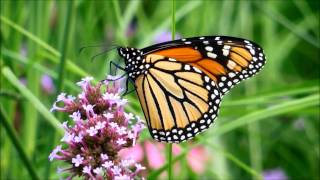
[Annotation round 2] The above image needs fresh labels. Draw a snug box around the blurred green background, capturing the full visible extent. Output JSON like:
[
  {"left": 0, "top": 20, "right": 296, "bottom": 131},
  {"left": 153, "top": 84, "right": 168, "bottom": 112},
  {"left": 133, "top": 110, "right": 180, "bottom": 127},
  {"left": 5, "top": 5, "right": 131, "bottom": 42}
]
[{"left": 1, "top": 0, "right": 319, "bottom": 179}]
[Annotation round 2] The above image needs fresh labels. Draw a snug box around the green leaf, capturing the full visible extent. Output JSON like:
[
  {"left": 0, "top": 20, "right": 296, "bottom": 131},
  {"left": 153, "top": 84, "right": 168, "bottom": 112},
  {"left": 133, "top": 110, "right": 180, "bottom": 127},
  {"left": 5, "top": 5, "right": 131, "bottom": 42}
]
[
  {"left": 214, "top": 94, "right": 319, "bottom": 136},
  {"left": 1, "top": 66, "right": 63, "bottom": 134}
]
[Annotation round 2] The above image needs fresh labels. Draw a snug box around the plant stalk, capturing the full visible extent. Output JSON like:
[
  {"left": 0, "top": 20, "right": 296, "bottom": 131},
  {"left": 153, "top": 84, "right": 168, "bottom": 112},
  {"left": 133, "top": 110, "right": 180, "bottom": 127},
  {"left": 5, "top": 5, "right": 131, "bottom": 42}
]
[{"left": 167, "top": 1, "right": 175, "bottom": 180}]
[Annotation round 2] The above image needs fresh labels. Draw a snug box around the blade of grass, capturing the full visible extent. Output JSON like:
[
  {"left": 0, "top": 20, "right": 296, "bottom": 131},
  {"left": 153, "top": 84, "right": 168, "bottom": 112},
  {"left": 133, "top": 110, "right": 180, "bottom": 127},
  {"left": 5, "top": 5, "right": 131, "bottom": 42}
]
[
  {"left": 122, "top": 0, "right": 140, "bottom": 32},
  {"left": 293, "top": 0, "right": 319, "bottom": 38},
  {"left": 138, "top": 0, "right": 202, "bottom": 47},
  {"left": 46, "top": 1, "right": 75, "bottom": 178},
  {"left": 0, "top": 106, "right": 40, "bottom": 180},
  {"left": 167, "top": 1, "right": 175, "bottom": 179},
  {"left": 112, "top": 0, "right": 128, "bottom": 46},
  {"left": 254, "top": 2, "right": 319, "bottom": 48},
  {"left": 2, "top": 49, "right": 143, "bottom": 117},
  {"left": 239, "top": 2, "right": 262, "bottom": 177},
  {"left": 55, "top": 1, "right": 74, "bottom": 92},
  {"left": 23, "top": 0, "right": 41, "bottom": 158},
  {"left": 0, "top": 15, "right": 88, "bottom": 77},
  {"left": 2, "top": 48, "right": 78, "bottom": 91},
  {"left": 149, "top": 150, "right": 187, "bottom": 179},
  {"left": 223, "top": 85, "right": 318, "bottom": 107},
  {"left": 214, "top": 94, "right": 319, "bottom": 136},
  {"left": 205, "top": 140, "right": 263, "bottom": 179},
  {"left": 2, "top": 66, "right": 63, "bottom": 134}
]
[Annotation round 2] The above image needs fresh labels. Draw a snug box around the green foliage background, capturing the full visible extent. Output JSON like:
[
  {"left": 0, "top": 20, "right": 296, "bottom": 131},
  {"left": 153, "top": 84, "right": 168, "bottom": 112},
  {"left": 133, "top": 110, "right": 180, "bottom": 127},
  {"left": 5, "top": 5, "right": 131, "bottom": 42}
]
[{"left": 0, "top": 0, "right": 319, "bottom": 179}]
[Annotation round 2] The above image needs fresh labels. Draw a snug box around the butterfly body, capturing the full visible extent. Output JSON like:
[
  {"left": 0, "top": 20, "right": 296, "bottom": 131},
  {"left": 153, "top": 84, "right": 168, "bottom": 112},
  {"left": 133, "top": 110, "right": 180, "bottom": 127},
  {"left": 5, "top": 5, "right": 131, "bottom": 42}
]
[{"left": 117, "top": 36, "right": 266, "bottom": 143}]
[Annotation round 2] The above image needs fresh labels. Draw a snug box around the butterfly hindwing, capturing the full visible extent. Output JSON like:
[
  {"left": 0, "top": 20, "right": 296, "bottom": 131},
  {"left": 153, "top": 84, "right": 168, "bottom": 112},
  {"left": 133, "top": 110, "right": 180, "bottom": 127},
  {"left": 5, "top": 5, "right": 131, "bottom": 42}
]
[{"left": 134, "top": 57, "right": 221, "bottom": 143}]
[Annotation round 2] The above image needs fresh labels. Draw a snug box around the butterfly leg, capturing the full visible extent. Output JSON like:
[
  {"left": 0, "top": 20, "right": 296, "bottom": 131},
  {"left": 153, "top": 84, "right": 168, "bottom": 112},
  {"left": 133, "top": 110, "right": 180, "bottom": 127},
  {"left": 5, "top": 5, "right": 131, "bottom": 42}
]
[
  {"left": 122, "top": 77, "right": 136, "bottom": 96},
  {"left": 109, "top": 60, "right": 125, "bottom": 75}
]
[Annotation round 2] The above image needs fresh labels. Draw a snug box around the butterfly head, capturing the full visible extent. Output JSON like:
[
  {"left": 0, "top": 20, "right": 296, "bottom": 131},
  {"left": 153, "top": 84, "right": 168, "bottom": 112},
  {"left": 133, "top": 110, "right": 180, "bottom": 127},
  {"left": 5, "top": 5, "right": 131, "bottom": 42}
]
[{"left": 118, "top": 47, "right": 144, "bottom": 79}]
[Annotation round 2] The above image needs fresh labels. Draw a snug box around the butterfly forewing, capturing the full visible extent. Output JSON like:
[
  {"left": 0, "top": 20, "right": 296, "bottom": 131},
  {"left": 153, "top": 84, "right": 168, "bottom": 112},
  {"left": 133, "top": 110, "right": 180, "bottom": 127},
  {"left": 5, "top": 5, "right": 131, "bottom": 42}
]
[{"left": 144, "top": 36, "right": 266, "bottom": 95}]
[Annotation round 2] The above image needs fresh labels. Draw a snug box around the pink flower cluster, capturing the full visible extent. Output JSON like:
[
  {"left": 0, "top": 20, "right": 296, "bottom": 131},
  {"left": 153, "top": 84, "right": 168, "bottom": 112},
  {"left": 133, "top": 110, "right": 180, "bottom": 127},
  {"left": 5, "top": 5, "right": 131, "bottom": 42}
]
[{"left": 49, "top": 77, "right": 146, "bottom": 180}]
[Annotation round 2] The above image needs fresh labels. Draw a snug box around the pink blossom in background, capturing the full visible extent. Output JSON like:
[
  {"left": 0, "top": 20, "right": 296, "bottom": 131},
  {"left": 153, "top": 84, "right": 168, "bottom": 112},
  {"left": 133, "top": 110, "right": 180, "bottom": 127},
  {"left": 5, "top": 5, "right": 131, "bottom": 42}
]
[
  {"left": 187, "top": 146, "right": 208, "bottom": 174},
  {"left": 119, "top": 144, "right": 144, "bottom": 163},
  {"left": 41, "top": 74, "right": 55, "bottom": 94},
  {"left": 172, "top": 144, "right": 181, "bottom": 156},
  {"left": 153, "top": 30, "right": 182, "bottom": 44},
  {"left": 145, "top": 141, "right": 165, "bottom": 169},
  {"left": 145, "top": 142, "right": 208, "bottom": 174}
]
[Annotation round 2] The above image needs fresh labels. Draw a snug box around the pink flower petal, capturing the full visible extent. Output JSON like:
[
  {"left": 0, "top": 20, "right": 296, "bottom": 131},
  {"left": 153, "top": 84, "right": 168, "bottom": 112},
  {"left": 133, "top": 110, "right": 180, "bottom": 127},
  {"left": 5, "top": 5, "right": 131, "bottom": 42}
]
[
  {"left": 187, "top": 146, "right": 208, "bottom": 174},
  {"left": 119, "top": 144, "right": 144, "bottom": 162},
  {"left": 145, "top": 142, "right": 165, "bottom": 169},
  {"left": 172, "top": 144, "right": 181, "bottom": 156}
]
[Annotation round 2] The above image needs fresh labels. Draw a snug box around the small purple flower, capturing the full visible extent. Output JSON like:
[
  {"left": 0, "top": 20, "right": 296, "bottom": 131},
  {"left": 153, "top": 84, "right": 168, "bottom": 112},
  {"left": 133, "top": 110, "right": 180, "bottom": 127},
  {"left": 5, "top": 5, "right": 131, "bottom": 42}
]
[
  {"left": 82, "top": 104, "right": 96, "bottom": 118},
  {"left": 86, "top": 126, "right": 98, "bottom": 136},
  {"left": 74, "top": 134, "right": 83, "bottom": 143},
  {"left": 76, "top": 76, "right": 93, "bottom": 88},
  {"left": 102, "top": 161, "right": 114, "bottom": 169},
  {"left": 61, "top": 121, "right": 68, "bottom": 129},
  {"left": 83, "top": 165, "right": 92, "bottom": 175},
  {"left": 57, "top": 93, "right": 67, "bottom": 101},
  {"left": 61, "top": 132, "right": 74, "bottom": 143},
  {"left": 109, "top": 122, "right": 119, "bottom": 129},
  {"left": 111, "top": 165, "right": 122, "bottom": 175},
  {"left": 70, "top": 111, "right": 81, "bottom": 122},
  {"left": 116, "top": 138, "right": 126, "bottom": 146},
  {"left": 100, "top": 154, "right": 109, "bottom": 161},
  {"left": 124, "top": 112, "right": 134, "bottom": 121},
  {"left": 78, "top": 91, "right": 86, "bottom": 100},
  {"left": 117, "top": 126, "right": 127, "bottom": 135},
  {"left": 41, "top": 74, "right": 55, "bottom": 94},
  {"left": 263, "top": 168, "right": 288, "bottom": 180},
  {"left": 121, "top": 159, "right": 134, "bottom": 167},
  {"left": 154, "top": 30, "right": 182, "bottom": 44},
  {"left": 19, "top": 77, "right": 27, "bottom": 86},
  {"left": 49, "top": 77, "right": 146, "bottom": 179},
  {"left": 95, "top": 121, "right": 106, "bottom": 130},
  {"left": 114, "top": 174, "right": 130, "bottom": 180},
  {"left": 72, "top": 154, "right": 84, "bottom": 167},
  {"left": 103, "top": 112, "right": 114, "bottom": 119},
  {"left": 125, "top": 18, "right": 137, "bottom": 38},
  {"left": 93, "top": 167, "right": 103, "bottom": 175},
  {"left": 49, "top": 145, "right": 62, "bottom": 161},
  {"left": 135, "top": 163, "right": 146, "bottom": 171}
]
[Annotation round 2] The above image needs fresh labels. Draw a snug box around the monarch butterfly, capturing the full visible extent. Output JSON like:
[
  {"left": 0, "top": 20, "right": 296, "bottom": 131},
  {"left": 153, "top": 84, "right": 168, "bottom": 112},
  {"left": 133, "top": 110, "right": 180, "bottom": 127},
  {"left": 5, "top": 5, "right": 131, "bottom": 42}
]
[{"left": 116, "top": 36, "right": 266, "bottom": 143}]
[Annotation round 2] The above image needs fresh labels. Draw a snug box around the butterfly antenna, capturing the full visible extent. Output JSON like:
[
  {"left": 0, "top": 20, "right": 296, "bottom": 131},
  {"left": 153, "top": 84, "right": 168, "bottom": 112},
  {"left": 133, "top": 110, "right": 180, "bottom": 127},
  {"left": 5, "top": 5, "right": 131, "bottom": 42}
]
[
  {"left": 79, "top": 44, "right": 119, "bottom": 54},
  {"left": 90, "top": 46, "right": 119, "bottom": 62}
]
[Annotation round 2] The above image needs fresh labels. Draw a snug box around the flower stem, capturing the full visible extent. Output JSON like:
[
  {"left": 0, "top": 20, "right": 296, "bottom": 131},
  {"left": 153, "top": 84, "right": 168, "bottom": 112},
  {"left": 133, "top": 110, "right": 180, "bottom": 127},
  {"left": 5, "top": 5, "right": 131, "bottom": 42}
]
[
  {"left": 167, "top": 143, "right": 173, "bottom": 180},
  {"left": 167, "top": 1, "right": 175, "bottom": 180},
  {"left": 0, "top": 106, "right": 40, "bottom": 180}
]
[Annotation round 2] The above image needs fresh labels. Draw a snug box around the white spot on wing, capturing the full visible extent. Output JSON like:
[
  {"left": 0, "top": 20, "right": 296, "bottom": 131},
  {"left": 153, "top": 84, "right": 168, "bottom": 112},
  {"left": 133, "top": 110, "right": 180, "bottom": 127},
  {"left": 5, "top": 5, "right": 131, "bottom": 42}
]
[
  {"left": 207, "top": 52, "right": 217, "bottom": 59},
  {"left": 205, "top": 46, "right": 213, "bottom": 51}
]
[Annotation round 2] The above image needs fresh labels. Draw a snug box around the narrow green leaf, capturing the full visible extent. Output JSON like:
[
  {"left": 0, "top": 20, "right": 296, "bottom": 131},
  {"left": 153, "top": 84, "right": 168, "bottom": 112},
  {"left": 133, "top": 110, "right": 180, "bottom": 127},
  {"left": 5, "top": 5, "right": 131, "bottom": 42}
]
[
  {"left": 0, "top": 15, "right": 88, "bottom": 77},
  {"left": 214, "top": 94, "right": 319, "bottom": 136},
  {"left": 2, "top": 66, "right": 63, "bottom": 134},
  {"left": 206, "top": 141, "right": 263, "bottom": 179},
  {"left": 0, "top": 107, "right": 40, "bottom": 180},
  {"left": 223, "top": 85, "right": 318, "bottom": 107},
  {"left": 138, "top": 0, "right": 202, "bottom": 47}
]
